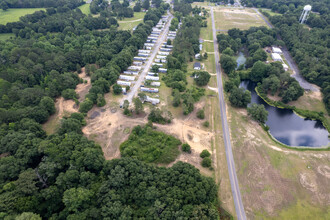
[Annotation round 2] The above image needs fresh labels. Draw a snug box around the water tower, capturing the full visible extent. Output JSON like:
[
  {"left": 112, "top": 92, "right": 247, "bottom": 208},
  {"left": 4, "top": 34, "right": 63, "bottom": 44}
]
[{"left": 299, "top": 5, "right": 312, "bottom": 24}]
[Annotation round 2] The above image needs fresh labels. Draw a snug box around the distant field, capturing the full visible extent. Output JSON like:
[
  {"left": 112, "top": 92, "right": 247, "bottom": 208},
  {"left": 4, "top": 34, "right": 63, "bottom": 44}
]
[
  {"left": 118, "top": 12, "right": 146, "bottom": 30},
  {"left": 260, "top": 8, "right": 282, "bottom": 16},
  {"left": 0, "top": 8, "right": 46, "bottom": 25},
  {"left": 78, "top": 3, "right": 91, "bottom": 15},
  {"left": 214, "top": 8, "right": 268, "bottom": 30},
  {"left": 0, "top": 33, "right": 14, "bottom": 41}
]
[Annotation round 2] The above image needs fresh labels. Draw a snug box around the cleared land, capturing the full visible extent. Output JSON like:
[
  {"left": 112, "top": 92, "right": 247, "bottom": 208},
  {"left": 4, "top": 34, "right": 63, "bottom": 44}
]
[
  {"left": 118, "top": 12, "right": 146, "bottom": 30},
  {"left": 214, "top": 8, "right": 268, "bottom": 30},
  {"left": 0, "top": 33, "right": 14, "bottom": 41},
  {"left": 78, "top": 3, "right": 91, "bottom": 15},
  {"left": 0, "top": 8, "right": 45, "bottom": 25}
]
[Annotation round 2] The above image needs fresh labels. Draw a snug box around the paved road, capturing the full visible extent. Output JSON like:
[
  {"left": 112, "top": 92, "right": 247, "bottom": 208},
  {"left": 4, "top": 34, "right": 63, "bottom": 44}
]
[
  {"left": 254, "top": 8, "right": 319, "bottom": 92},
  {"left": 211, "top": 7, "right": 247, "bottom": 220},
  {"left": 120, "top": 14, "right": 173, "bottom": 105}
]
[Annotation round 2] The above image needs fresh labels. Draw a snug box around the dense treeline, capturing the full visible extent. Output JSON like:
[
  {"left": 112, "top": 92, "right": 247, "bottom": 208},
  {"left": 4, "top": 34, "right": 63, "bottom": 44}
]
[
  {"left": 173, "top": 0, "right": 192, "bottom": 16},
  {"left": 0, "top": 0, "right": 83, "bottom": 9},
  {"left": 218, "top": 26, "right": 304, "bottom": 105},
  {"left": 266, "top": 14, "right": 330, "bottom": 112},
  {"left": 242, "top": 0, "right": 329, "bottom": 15},
  {"left": 0, "top": 114, "right": 220, "bottom": 219},
  {"left": 164, "top": 16, "right": 207, "bottom": 115}
]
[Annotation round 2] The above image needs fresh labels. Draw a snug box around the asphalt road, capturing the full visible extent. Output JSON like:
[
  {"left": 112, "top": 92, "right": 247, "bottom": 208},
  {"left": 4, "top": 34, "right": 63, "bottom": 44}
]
[
  {"left": 254, "top": 8, "right": 319, "bottom": 91},
  {"left": 211, "top": 7, "right": 247, "bottom": 220},
  {"left": 121, "top": 13, "right": 173, "bottom": 105}
]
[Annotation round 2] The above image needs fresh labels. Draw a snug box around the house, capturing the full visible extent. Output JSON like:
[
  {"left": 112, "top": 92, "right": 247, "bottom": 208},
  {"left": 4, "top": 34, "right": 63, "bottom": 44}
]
[
  {"left": 159, "top": 68, "right": 167, "bottom": 73},
  {"left": 194, "top": 62, "right": 201, "bottom": 70},
  {"left": 145, "top": 76, "right": 159, "bottom": 81},
  {"left": 199, "top": 44, "right": 203, "bottom": 51},
  {"left": 119, "top": 75, "right": 135, "bottom": 81},
  {"left": 124, "top": 71, "right": 138, "bottom": 75},
  {"left": 138, "top": 53, "right": 149, "bottom": 57},
  {"left": 272, "top": 46, "right": 282, "bottom": 54},
  {"left": 134, "top": 57, "right": 147, "bottom": 61},
  {"left": 146, "top": 96, "right": 160, "bottom": 104},
  {"left": 195, "top": 53, "right": 201, "bottom": 59},
  {"left": 271, "top": 53, "right": 283, "bottom": 62},
  {"left": 150, "top": 82, "right": 161, "bottom": 87},
  {"left": 141, "top": 87, "right": 159, "bottom": 93}
]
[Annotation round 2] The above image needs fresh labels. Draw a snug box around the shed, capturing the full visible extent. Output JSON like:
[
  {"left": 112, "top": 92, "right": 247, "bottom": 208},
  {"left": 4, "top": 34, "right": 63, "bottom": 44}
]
[{"left": 194, "top": 62, "right": 201, "bottom": 70}]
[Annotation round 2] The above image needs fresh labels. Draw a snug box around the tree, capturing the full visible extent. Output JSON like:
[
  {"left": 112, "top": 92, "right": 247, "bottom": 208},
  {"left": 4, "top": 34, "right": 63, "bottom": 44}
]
[
  {"left": 181, "top": 143, "right": 191, "bottom": 153},
  {"left": 220, "top": 54, "right": 236, "bottom": 74},
  {"left": 223, "top": 47, "right": 234, "bottom": 56},
  {"left": 204, "top": 52, "right": 208, "bottom": 59},
  {"left": 16, "top": 212, "right": 42, "bottom": 220},
  {"left": 62, "top": 89, "right": 78, "bottom": 100},
  {"left": 167, "top": 39, "right": 172, "bottom": 45},
  {"left": 151, "top": 65, "right": 160, "bottom": 73},
  {"left": 247, "top": 103, "right": 268, "bottom": 124},
  {"left": 133, "top": 97, "right": 143, "bottom": 114},
  {"left": 250, "top": 61, "right": 268, "bottom": 82},
  {"left": 133, "top": 2, "right": 141, "bottom": 12},
  {"left": 79, "top": 99, "right": 93, "bottom": 113},
  {"left": 39, "top": 96, "right": 56, "bottom": 115},
  {"left": 194, "top": 71, "right": 211, "bottom": 86},
  {"left": 202, "top": 157, "right": 212, "bottom": 168},
  {"left": 172, "top": 89, "right": 181, "bottom": 107},
  {"left": 142, "top": 0, "right": 150, "bottom": 10},
  {"left": 203, "top": 121, "right": 209, "bottom": 127},
  {"left": 97, "top": 94, "right": 106, "bottom": 107},
  {"left": 229, "top": 87, "right": 251, "bottom": 108},
  {"left": 200, "top": 150, "right": 211, "bottom": 158},
  {"left": 113, "top": 84, "right": 122, "bottom": 95},
  {"left": 0, "top": 2, "right": 9, "bottom": 11},
  {"left": 197, "top": 109, "right": 205, "bottom": 119}
]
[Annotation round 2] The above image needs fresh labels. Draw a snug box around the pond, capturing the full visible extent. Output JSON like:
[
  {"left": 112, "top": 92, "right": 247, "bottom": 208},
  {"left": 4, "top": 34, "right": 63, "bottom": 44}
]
[
  {"left": 240, "top": 80, "right": 329, "bottom": 147},
  {"left": 236, "top": 51, "right": 246, "bottom": 69}
]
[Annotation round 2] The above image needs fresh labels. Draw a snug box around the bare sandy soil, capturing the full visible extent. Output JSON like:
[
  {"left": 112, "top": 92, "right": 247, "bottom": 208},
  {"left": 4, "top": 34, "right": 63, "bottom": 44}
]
[
  {"left": 42, "top": 68, "right": 91, "bottom": 134},
  {"left": 82, "top": 99, "right": 214, "bottom": 175}
]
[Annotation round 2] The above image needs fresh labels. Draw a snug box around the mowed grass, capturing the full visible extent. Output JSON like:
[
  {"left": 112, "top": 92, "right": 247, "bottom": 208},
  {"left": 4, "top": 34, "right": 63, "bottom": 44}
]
[
  {"left": 0, "top": 33, "right": 14, "bottom": 41},
  {"left": 78, "top": 3, "right": 91, "bottom": 15},
  {"left": 118, "top": 12, "right": 146, "bottom": 30},
  {"left": 260, "top": 8, "right": 282, "bottom": 16},
  {"left": 0, "top": 8, "right": 45, "bottom": 25},
  {"left": 214, "top": 8, "right": 268, "bottom": 30}
]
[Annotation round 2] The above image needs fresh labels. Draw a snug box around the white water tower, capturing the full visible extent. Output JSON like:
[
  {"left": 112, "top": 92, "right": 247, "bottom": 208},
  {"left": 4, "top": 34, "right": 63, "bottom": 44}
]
[{"left": 299, "top": 5, "right": 312, "bottom": 24}]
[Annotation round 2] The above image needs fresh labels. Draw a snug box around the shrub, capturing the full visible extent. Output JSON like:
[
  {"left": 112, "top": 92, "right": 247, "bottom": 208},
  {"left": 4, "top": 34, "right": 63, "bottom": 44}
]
[
  {"left": 200, "top": 149, "right": 211, "bottom": 158},
  {"left": 181, "top": 143, "right": 191, "bottom": 153},
  {"left": 113, "top": 84, "right": 122, "bottom": 95},
  {"left": 203, "top": 121, "right": 210, "bottom": 127},
  {"left": 202, "top": 157, "right": 212, "bottom": 167},
  {"left": 62, "top": 89, "right": 78, "bottom": 100},
  {"left": 197, "top": 109, "right": 205, "bottom": 119}
]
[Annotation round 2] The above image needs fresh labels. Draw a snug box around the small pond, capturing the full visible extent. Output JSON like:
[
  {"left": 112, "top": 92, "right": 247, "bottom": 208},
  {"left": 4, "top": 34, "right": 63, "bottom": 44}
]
[{"left": 240, "top": 80, "right": 329, "bottom": 147}]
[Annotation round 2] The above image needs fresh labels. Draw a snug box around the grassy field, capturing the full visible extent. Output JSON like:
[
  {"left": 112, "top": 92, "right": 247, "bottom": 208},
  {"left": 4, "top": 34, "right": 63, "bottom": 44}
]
[
  {"left": 0, "top": 8, "right": 46, "bottom": 25},
  {"left": 78, "top": 3, "right": 91, "bottom": 15},
  {"left": 260, "top": 8, "right": 282, "bottom": 16},
  {"left": 0, "top": 33, "right": 14, "bottom": 41},
  {"left": 214, "top": 8, "right": 268, "bottom": 30},
  {"left": 118, "top": 12, "right": 146, "bottom": 30}
]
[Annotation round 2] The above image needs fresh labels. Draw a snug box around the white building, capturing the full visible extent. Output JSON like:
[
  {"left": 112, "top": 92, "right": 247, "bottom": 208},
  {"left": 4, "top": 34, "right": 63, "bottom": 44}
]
[
  {"left": 150, "top": 82, "right": 161, "bottom": 87},
  {"left": 133, "top": 61, "right": 143, "bottom": 66},
  {"left": 134, "top": 57, "right": 147, "bottom": 61},
  {"left": 152, "top": 63, "right": 163, "bottom": 67},
  {"left": 148, "top": 72, "right": 157, "bottom": 76},
  {"left": 124, "top": 71, "right": 139, "bottom": 75},
  {"left": 195, "top": 53, "right": 201, "bottom": 59},
  {"left": 157, "top": 55, "right": 167, "bottom": 59},
  {"left": 158, "top": 52, "right": 170, "bottom": 56},
  {"left": 271, "top": 53, "right": 283, "bottom": 62},
  {"left": 159, "top": 68, "right": 167, "bottom": 73},
  {"left": 146, "top": 96, "right": 160, "bottom": 104},
  {"left": 144, "top": 43, "right": 154, "bottom": 47},
  {"left": 119, "top": 75, "right": 135, "bottom": 81},
  {"left": 128, "top": 66, "right": 141, "bottom": 71},
  {"left": 141, "top": 87, "right": 159, "bottom": 93},
  {"left": 282, "top": 63, "right": 289, "bottom": 71},
  {"left": 194, "top": 62, "right": 201, "bottom": 70},
  {"left": 146, "top": 76, "right": 160, "bottom": 81},
  {"left": 117, "top": 81, "right": 131, "bottom": 86},
  {"left": 138, "top": 53, "right": 149, "bottom": 57},
  {"left": 272, "top": 46, "right": 282, "bottom": 54},
  {"left": 138, "top": 49, "right": 151, "bottom": 54}
]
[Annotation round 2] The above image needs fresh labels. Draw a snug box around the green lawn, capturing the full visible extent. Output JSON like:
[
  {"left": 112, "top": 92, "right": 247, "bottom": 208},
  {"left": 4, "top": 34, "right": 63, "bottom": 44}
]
[
  {"left": 259, "top": 8, "right": 282, "bottom": 16},
  {"left": 78, "top": 3, "right": 91, "bottom": 15},
  {"left": 0, "top": 33, "right": 14, "bottom": 41},
  {"left": 0, "top": 8, "right": 46, "bottom": 25},
  {"left": 118, "top": 12, "right": 146, "bottom": 30}
]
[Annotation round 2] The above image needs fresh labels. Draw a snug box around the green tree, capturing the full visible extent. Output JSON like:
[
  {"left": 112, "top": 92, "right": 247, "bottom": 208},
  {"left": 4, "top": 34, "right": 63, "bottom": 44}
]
[
  {"left": 0, "top": 2, "right": 8, "bottom": 11},
  {"left": 142, "top": 0, "right": 150, "bottom": 10},
  {"left": 194, "top": 71, "right": 211, "bottom": 86},
  {"left": 220, "top": 54, "right": 236, "bottom": 74},
  {"left": 247, "top": 103, "right": 268, "bottom": 123},
  {"left": 39, "top": 96, "right": 56, "bottom": 115},
  {"left": 62, "top": 89, "right": 78, "bottom": 100},
  {"left": 229, "top": 87, "right": 251, "bottom": 108},
  {"left": 250, "top": 61, "right": 268, "bottom": 82},
  {"left": 63, "top": 187, "right": 93, "bottom": 213},
  {"left": 133, "top": 97, "right": 143, "bottom": 114},
  {"left": 96, "top": 94, "right": 106, "bottom": 107},
  {"left": 172, "top": 89, "right": 181, "bottom": 107},
  {"left": 113, "top": 84, "right": 122, "bottom": 95},
  {"left": 151, "top": 65, "right": 160, "bottom": 73},
  {"left": 223, "top": 47, "right": 235, "bottom": 56},
  {"left": 79, "top": 99, "right": 93, "bottom": 113},
  {"left": 200, "top": 150, "right": 210, "bottom": 158},
  {"left": 202, "top": 157, "right": 212, "bottom": 167},
  {"left": 16, "top": 212, "right": 42, "bottom": 220},
  {"left": 181, "top": 143, "right": 191, "bottom": 153},
  {"left": 197, "top": 109, "right": 205, "bottom": 119},
  {"left": 167, "top": 39, "right": 172, "bottom": 45}
]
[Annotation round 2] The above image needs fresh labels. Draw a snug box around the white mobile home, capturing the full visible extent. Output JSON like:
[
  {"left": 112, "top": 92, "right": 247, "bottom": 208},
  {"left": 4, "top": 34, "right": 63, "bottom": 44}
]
[
  {"left": 124, "top": 71, "right": 138, "bottom": 75},
  {"left": 144, "top": 43, "right": 154, "bottom": 47},
  {"left": 141, "top": 87, "right": 159, "bottom": 93},
  {"left": 271, "top": 53, "right": 283, "bottom": 62},
  {"left": 128, "top": 66, "right": 142, "bottom": 71},
  {"left": 150, "top": 82, "right": 161, "bottom": 87},
  {"left": 134, "top": 57, "right": 147, "bottom": 61},
  {"left": 138, "top": 53, "right": 149, "bottom": 57},
  {"left": 148, "top": 72, "right": 157, "bottom": 76},
  {"left": 146, "top": 46, "right": 152, "bottom": 50},
  {"left": 159, "top": 68, "right": 167, "bottom": 73},
  {"left": 133, "top": 61, "right": 143, "bottom": 66},
  {"left": 146, "top": 96, "right": 160, "bottom": 104},
  {"left": 145, "top": 76, "right": 160, "bottom": 81},
  {"left": 157, "top": 55, "right": 167, "bottom": 59},
  {"left": 160, "top": 48, "right": 172, "bottom": 52},
  {"left": 119, "top": 75, "right": 135, "bottom": 81},
  {"left": 117, "top": 80, "right": 131, "bottom": 86},
  {"left": 152, "top": 63, "right": 163, "bottom": 67},
  {"left": 158, "top": 52, "right": 170, "bottom": 56},
  {"left": 138, "top": 49, "right": 151, "bottom": 54}
]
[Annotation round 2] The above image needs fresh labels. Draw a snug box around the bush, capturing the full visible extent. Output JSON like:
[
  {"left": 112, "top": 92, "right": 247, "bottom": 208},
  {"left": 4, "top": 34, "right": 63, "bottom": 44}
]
[
  {"left": 113, "top": 84, "right": 122, "bottom": 95},
  {"left": 62, "top": 89, "right": 78, "bottom": 100},
  {"left": 200, "top": 149, "right": 211, "bottom": 158},
  {"left": 197, "top": 109, "right": 205, "bottom": 119},
  {"left": 193, "top": 71, "right": 211, "bottom": 86},
  {"left": 79, "top": 99, "right": 93, "bottom": 113},
  {"left": 203, "top": 121, "right": 209, "bottom": 127},
  {"left": 181, "top": 143, "right": 191, "bottom": 153},
  {"left": 202, "top": 157, "right": 212, "bottom": 167}
]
